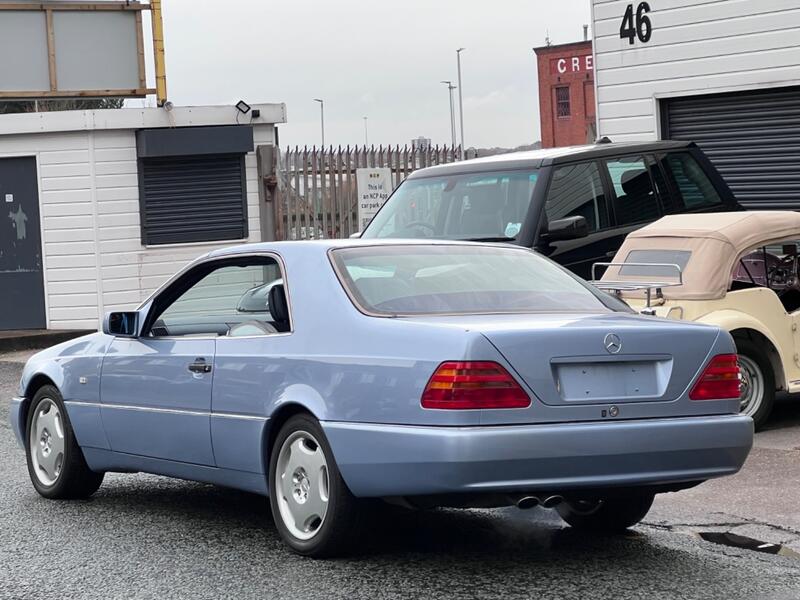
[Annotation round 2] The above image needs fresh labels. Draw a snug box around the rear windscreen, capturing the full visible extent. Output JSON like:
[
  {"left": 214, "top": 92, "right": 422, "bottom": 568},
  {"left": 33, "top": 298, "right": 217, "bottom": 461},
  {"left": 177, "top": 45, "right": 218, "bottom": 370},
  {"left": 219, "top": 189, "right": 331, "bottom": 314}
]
[
  {"left": 331, "top": 245, "right": 609, "bottom": 316},
  {"left": 619, "top": 249, "right": 691, "bottom": 278}
]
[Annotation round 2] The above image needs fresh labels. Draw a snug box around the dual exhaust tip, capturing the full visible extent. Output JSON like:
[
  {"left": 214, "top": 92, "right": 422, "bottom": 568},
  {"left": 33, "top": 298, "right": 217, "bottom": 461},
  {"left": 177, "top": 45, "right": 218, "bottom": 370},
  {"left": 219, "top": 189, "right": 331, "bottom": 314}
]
[{"left": 517, "top": 495, "right": 563, "bottom": 510}]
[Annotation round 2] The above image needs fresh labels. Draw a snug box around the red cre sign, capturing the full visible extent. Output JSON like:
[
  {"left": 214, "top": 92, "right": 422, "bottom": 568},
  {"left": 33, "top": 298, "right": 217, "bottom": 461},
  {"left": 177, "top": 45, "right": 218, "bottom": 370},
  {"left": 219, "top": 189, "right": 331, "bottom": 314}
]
[{"left": 551, "top": 54, "right": 594, "bottom": 75}]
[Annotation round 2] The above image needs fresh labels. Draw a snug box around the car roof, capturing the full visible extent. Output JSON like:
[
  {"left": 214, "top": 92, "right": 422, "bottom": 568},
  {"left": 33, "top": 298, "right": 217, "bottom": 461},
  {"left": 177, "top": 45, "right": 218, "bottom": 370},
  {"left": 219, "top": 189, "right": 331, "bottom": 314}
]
[
  {"left": 627, "top": 211, "right": 800, "bottom": 246},
  {"left": 206, "top": 237, "right": 517, "bottom": 258},
  {"left": 406, "top": 140, "right": 695, "bottom": 179}
]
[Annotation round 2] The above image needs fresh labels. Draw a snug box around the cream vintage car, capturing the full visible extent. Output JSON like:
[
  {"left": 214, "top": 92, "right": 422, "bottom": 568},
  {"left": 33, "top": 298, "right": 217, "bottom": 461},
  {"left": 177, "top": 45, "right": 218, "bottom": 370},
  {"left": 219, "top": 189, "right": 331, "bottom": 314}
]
[{"left": 597, "top": 211, "right": 800, "bottom": 429}]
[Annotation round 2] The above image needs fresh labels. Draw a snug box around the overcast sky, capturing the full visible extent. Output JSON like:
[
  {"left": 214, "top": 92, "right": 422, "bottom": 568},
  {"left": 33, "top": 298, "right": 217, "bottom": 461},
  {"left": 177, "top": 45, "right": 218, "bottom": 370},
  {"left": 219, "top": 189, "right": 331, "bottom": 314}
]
[{"left": 157, "top": 0, "right": 591, "bottom": 149}]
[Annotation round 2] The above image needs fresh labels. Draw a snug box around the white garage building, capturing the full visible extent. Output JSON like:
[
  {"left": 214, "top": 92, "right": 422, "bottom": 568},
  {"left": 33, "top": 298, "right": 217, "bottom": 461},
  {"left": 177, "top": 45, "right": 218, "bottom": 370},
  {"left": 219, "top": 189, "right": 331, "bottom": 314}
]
[
  {"left": 591, "top": 0, "right": 800, "bottom": 209},
  {"left": 0, "top": 103, "right": 285, "bottom": 331}
]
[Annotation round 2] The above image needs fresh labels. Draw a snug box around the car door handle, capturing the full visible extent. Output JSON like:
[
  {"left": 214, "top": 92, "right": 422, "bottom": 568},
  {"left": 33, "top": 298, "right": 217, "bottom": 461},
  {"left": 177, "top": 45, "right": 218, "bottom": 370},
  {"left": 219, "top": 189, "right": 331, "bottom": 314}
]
[{"left": 188, "top": 358, "right": 212, "bottom": 374}]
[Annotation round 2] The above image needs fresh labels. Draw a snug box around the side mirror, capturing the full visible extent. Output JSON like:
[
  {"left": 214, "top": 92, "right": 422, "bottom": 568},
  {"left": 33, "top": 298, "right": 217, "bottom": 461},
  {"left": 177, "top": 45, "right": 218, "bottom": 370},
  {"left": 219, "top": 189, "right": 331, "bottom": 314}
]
[
  {"left": 542, "top": 216, "right": 589, "bottom": 242},
  {"left": 103, "top": 311, "right": 139, "bottom": 337}
]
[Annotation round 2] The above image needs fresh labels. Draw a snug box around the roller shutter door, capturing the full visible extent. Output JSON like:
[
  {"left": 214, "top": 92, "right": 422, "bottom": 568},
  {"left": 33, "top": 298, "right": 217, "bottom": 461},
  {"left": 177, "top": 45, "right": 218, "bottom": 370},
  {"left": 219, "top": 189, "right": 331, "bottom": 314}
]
[
  {"left": 139, "top": 153, "right": 247, "bottom": 245},
  {"left": 661, "top": 86, "right": 800, "bottom": 209}
]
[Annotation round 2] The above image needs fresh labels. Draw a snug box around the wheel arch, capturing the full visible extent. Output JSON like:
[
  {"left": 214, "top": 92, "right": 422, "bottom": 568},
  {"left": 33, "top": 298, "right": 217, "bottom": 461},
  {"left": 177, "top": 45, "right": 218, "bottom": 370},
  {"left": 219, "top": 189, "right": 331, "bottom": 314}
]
[
  {"left": 17, "top": 373, "right": 59, "bottom": 438},
  {"left": 730, "top": 328, "right": 785, "bottom": 392},
  {"left": 25, "top": 373, "right": 58, "bottom": 399},
  {"left": 262, "top": 402, "right": 322, "bottom": 474},
  {"left": 695, "top": 311, "right": 786, "bottom": 390}
]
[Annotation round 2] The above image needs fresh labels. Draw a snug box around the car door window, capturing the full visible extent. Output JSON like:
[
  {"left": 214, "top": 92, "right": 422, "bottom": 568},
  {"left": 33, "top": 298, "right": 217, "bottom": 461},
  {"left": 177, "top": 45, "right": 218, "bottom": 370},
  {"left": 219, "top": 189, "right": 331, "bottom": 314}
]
[
  {"left": 663, "top": 152, "right": 723, "bottom": 210},
  {"left": 604, "top": 156, "right": 660, "bottom": 226},
  {"left": 149, "top": 257, "right": 287, "bottom": 337},
  {"left": 545, "top": 161, "right": 608, "bottom": 233}
]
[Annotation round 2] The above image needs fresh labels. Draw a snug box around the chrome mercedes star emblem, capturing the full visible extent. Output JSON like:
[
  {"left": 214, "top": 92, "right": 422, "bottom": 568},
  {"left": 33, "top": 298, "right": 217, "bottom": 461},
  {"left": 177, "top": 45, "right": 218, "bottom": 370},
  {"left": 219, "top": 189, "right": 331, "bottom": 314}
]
[{"left": 604, "top": 333, "right": 622, "bottom": 354}]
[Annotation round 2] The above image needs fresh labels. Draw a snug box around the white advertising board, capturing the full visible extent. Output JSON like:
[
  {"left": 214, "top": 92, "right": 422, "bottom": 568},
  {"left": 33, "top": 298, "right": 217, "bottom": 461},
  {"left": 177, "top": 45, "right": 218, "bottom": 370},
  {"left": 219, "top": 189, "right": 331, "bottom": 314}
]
[
  {"left": 0, "top": 3, "right": 151, "bottom": 98},
  {"left": 356, "top": 168, "right": 394, "bottom": 232}
]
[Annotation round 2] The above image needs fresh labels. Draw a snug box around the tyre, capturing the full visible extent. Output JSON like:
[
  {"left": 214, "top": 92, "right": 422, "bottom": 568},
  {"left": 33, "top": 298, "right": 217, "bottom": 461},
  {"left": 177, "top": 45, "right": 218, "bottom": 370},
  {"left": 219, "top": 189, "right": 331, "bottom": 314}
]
[
  {"left": 25, "top": 385, "right": 104, "bottom": 499},
  {"left": 268, "top": 414, "right": 364, "bottom": 557},
  {"left": 557, "top": 494, "right": 654, "bottom": 532},
  {"left": 735, "top": 338, "right": 775, "bottom": 431}
]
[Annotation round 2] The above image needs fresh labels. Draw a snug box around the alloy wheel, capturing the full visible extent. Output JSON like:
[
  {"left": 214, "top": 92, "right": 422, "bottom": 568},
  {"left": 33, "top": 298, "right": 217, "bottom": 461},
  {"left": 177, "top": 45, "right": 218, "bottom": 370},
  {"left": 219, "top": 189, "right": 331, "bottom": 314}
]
[
  {"left": 274, "top": 430, "right": 330, "bottom": 541},
  {"left": 29, "top": 398, "right": 65, "bottom": 486}
]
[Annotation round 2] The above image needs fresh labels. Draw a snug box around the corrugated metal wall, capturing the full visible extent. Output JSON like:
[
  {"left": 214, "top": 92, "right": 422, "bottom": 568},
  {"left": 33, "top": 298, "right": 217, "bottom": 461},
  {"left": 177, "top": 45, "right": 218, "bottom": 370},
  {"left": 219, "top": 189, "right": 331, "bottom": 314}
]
[
  {"left": 662, "top": 86, "right": 800, "bottom": 209},
  {"left": 592, "top": 0, "right": 800, "bottom": 142}
]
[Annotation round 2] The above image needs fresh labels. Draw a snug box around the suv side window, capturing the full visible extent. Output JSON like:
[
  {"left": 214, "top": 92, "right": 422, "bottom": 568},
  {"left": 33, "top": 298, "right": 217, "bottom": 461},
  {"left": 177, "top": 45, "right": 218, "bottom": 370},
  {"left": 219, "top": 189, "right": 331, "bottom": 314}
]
[
  {"left": 545, "top": 161, "right": 608, "bottom": 233},
  {"left": 603, "top": 155, "right": 660, "bottom": 226},
  {"left": 663, "top": 151, "right": 723, "bottom": 210},
  {"left": 646, "top": 154, "right": 675, "bottom": 212}
]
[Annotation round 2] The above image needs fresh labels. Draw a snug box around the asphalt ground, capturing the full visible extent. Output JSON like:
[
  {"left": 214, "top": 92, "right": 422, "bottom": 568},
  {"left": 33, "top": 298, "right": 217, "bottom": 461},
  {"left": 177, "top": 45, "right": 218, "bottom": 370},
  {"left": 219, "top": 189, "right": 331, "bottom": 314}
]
[{"left": 2, "top": 350, "right": 799, "bottom": 600}]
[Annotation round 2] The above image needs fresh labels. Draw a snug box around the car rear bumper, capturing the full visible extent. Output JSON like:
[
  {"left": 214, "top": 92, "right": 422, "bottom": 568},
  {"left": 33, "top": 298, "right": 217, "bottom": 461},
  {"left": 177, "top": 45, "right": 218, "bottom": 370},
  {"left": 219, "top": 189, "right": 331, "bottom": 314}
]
[
  {"left": 9, "top": 396, "right": 26, "bottom": 448},
  {"left": 322, "top": 414, "right": 753, "bottom": 497}
]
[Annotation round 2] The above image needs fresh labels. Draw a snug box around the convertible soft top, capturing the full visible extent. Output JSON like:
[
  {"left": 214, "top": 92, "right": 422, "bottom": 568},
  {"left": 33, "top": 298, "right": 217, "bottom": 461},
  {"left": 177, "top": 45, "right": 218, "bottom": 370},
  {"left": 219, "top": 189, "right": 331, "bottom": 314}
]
[{"left": 605, "top": 211, "right": 800, "bottom": 300}]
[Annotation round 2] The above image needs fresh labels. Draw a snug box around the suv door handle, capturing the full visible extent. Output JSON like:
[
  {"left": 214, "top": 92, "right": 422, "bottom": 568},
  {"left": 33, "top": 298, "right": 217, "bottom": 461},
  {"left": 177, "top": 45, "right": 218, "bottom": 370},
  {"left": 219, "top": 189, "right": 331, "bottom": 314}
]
[{"left": 188, "top": 358, "right": 212, "bottom": 374}]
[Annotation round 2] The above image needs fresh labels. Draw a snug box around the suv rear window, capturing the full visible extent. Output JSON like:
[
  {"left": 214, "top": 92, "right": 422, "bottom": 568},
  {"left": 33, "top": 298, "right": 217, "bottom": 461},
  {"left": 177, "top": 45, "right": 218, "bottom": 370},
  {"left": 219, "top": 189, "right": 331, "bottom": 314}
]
[
  {"left": 331, "top": 245, "right": 609, "bottom": 316},
  {"left": 664, "top": 152, "right": 722, "bottom": 210},
  {"left": 361, "top": 170, "right": 538, "bottom": 241},
  {"left": 604, "top": 156, "right": 660, "bottom": 226}
]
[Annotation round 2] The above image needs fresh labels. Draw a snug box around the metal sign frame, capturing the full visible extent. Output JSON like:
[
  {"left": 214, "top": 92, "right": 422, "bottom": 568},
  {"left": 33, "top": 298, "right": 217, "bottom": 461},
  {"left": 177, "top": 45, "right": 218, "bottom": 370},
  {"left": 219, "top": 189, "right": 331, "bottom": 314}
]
[{"left": 0, "top": 1, "right": 157, "bottom": 99}]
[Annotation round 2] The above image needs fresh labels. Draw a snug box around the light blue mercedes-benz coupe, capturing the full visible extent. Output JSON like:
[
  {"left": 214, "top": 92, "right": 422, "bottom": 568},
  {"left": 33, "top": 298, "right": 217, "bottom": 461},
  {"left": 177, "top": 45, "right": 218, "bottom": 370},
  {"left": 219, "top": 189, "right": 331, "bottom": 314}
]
[{"left": 10, "top": 240, "right": 753, "bottom": 556}]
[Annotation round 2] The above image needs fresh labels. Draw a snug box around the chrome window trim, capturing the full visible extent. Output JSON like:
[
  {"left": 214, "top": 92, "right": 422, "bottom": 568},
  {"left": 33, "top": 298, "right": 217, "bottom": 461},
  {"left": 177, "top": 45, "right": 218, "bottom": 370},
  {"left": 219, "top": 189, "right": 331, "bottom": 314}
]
[
  {"left": 135, "top": 250, "right": 295, "bottom": 338},
  {"left": 65, "top": 400, "right": 268, "bottom": 421},
  {"left": 133, "top": 332, "right": 293, "bottom": 342}
]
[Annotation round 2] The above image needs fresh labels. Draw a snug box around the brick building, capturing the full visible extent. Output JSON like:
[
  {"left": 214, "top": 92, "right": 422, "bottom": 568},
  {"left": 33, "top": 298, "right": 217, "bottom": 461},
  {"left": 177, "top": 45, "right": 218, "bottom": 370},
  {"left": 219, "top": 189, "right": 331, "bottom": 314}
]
[{"left": 534, "top": 40, "right": 596, "bottom": 148}]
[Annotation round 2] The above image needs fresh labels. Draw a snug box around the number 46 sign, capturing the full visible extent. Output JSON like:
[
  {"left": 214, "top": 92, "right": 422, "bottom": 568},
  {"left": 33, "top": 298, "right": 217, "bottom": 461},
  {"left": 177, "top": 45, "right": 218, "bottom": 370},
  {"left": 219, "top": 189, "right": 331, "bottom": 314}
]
[{"left": 620, "top": 2, "right": 652, "bottom": 45}]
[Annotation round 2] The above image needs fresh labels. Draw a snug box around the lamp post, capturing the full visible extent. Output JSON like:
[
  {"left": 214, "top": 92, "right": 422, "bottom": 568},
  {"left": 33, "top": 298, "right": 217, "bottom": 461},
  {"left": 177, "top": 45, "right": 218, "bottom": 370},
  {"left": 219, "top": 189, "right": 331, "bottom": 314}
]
[
  {"left": 363, "top": 116, "right": 369, "bottom": 147},
  {"left": 313, "top": 98, "right": 325, "bottom": 148},
  {"left": 456, "top": 48, "right": 465, "bottom": 159},
  {"left": 440, "top": 80, "right": 457, "bottom": 148}
]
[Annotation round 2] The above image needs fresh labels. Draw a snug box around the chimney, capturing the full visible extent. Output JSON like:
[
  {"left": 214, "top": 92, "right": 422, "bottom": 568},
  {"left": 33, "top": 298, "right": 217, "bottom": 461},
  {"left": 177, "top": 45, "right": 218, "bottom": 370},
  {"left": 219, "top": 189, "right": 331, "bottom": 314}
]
[{"left": 583, "top": 24, "right": 589, "bottom": 41}]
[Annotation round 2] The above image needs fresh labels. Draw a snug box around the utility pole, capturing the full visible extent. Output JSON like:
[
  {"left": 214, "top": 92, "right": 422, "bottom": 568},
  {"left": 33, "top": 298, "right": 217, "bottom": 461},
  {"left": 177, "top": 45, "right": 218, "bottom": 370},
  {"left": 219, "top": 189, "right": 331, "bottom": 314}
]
[
  {"left": 456, "top": 48, "right": 466, "bottom": 160},
  {"left": 313, "top": 98, "right": 325, "bottom": 148},
  {"left": 440, "top": 80, "right": 457, "bottom": 148},
  {"left": 363, "top": 116, "right": 369, "bottom": 146}
]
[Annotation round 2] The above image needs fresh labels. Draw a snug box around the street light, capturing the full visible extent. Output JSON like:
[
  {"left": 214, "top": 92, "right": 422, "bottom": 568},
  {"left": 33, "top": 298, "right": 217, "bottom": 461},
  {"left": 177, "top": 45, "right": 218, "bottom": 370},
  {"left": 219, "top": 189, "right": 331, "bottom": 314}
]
[
  {"left": 313, "top": 98, "right": 325, "bottom": 148},
  {"left": 363, "top": 116, "right": 369, "bottom": 147},
  {"left": 440, "top": 80, "right": 457, "bottom": 149},
  {"left": 456, "top": 48, "right": 466, "bottom": 160}
]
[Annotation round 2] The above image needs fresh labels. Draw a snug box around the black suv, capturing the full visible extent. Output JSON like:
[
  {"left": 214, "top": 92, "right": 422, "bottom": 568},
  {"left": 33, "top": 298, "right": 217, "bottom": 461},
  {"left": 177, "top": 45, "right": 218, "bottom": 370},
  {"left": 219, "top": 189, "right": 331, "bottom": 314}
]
[{"left": 360, "top": 141, "right": 742, "bottom": 279}]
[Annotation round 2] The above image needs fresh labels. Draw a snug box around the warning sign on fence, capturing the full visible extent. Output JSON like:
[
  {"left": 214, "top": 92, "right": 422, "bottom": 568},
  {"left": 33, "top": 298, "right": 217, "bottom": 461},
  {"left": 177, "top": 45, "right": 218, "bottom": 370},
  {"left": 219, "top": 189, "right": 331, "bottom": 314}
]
[{"left": 356, "top": 168, "right": 394, "bottom": 232}]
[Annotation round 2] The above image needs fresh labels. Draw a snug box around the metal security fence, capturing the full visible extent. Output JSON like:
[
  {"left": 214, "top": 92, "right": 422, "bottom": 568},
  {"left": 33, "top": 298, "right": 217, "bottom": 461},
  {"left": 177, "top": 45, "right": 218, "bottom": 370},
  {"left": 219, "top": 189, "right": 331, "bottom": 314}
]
[{"left": 274, "top": 145, "right": 459, "bottom": 241}]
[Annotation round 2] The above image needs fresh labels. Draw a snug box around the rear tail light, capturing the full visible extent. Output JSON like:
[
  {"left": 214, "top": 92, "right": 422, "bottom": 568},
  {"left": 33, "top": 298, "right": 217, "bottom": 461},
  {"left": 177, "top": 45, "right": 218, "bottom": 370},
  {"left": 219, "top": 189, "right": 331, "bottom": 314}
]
[
  {"left": 421, "top": 361, "right": 531, "bottom": 409},
  {"left": 689, "top": 354, "right": 740, "bottom": 400}
]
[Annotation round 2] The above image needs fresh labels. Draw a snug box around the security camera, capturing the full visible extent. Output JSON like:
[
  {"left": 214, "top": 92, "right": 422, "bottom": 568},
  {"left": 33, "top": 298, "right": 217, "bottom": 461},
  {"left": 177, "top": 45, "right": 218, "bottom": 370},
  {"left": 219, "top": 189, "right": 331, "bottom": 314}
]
[{"left": 163, "top": 100, "right": 174, "bottom": 112}]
